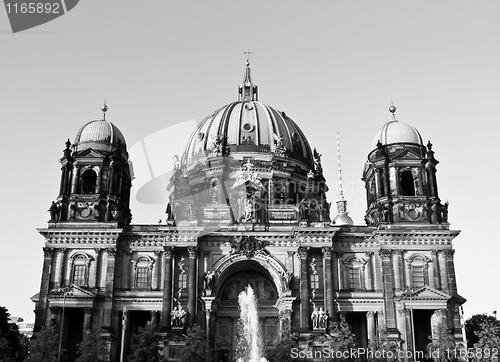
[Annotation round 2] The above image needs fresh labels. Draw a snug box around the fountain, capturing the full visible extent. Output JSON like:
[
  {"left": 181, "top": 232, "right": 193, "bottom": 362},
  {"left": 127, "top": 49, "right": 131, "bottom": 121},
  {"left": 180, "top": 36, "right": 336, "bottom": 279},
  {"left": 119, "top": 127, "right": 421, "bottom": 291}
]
[{"left": 236, "top": 285, "right": 267, "bottom": 362}]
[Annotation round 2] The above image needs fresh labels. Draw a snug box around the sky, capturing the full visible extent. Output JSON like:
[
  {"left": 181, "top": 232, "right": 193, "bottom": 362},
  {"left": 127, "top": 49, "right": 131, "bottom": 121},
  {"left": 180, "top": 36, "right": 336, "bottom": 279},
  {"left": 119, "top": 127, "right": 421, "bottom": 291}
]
[{"left": 0, "top": 1, "right": 499, "bottom": 323}]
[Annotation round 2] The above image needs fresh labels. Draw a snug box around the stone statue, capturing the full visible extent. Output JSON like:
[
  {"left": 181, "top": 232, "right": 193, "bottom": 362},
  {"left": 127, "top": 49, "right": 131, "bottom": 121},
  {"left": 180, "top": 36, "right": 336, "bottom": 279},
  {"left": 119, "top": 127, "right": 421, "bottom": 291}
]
[
  {"left": 311, "top": 307, "right": 319, "bottom": 329},
  {"left": 171, "top": 304, "right": 187, "bottom": 328},
  {"left": 204, "top": 270, "right": 215, "bottom": 291},
  {"left": 318, "top": 308, "right": 327, "bottom": 328},
  {"left": 442, "top": 202, "right": 449, "bottom": 223},
  {"left": 48, "top": 201, "right": 59, "bottom": 222},
  {"left": 165, "top": 202, "right": 173, "bottom": 221}
]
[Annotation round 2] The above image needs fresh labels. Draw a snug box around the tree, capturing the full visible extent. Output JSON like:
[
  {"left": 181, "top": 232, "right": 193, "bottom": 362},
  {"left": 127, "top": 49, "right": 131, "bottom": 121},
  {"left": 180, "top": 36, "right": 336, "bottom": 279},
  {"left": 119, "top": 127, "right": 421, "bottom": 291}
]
[
  {"left": 0, "top": 306, "right": 29, "bottom": 362},
  {"left": 25, "top": 326, "right": 62, "bottom": 362},
  {"left": 179, "top": 324, "right": 212, "bottom": 362},
  {"left": 328, "top": 318, "right": 359, "bottom": 361},
  {"left": 127, "top": 324, "right": 161, "bottom": 362},
  {"left": 266, "top": 322, "right": 301, "bottom": 362},
  {"left": 426, "top": 325, "right": 466, "bottom": 362},
  {"left": 473, "top": 319, "right": 500, "bottom": 362},
  {"left": 368, "top": 328, "right": 401, "bottom": 362},
  {"left": 75, "top": 330, "right": 109, "bottom": 362},
  {"left": 465, "top": 314, "right": 500, "bottom": 349}
]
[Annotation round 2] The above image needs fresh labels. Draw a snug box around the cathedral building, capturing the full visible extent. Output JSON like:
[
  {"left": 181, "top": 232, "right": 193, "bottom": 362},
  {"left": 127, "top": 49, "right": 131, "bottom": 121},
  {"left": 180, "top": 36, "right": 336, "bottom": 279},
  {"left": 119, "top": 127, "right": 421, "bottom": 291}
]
[{"left": 33, "top": 61, "right": 465, "bottom": 361}]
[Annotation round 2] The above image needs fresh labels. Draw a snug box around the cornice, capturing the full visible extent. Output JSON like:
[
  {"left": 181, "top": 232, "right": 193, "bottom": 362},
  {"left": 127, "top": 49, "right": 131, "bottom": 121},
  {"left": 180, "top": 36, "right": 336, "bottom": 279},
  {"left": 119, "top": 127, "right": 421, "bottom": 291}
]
[{"left": 38, "top": 228, "right": 122, "bottom": 244}]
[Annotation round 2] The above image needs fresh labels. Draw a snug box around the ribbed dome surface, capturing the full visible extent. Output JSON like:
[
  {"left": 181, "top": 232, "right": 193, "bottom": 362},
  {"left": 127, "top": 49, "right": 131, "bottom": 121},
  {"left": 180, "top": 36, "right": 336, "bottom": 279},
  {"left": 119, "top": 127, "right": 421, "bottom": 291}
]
[
  {"left": 182, "top": 100, "right": 313, "bottom": 168},
  {"left": 371, "top": 120, "right": 423, "bottom": 149},
  {"left": 75, "top": 119, "right": 127, "bottom": 150}
]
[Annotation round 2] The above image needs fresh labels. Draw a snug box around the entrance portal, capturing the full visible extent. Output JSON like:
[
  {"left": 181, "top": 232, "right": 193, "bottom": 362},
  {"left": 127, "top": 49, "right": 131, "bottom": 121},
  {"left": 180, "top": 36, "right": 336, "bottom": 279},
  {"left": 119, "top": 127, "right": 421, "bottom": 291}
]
[{"left": 215, "top": 267, "right": 279, "bottom": 361}]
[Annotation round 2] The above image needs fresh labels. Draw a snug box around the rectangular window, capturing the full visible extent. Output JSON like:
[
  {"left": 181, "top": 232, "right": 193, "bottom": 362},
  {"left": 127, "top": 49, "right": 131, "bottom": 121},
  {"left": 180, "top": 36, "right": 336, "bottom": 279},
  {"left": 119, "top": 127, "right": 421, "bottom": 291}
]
[
  {"left": 73, "top": 265, "right": 86, "bottom": 286},
  {"left": 310, "top": 274, "right": 319, "bottom": 289},
  {"left": 178, "top": 272, "right": 187, "bottom": 289},
  {"left": 412, "top": 266, "right": 425, "bottom": 288},
  {"left": 349, "top": 266, "right": 361, "bottom": 290},
  {"left": 136, "top": 267, "right": 149, "bottom": 288}
]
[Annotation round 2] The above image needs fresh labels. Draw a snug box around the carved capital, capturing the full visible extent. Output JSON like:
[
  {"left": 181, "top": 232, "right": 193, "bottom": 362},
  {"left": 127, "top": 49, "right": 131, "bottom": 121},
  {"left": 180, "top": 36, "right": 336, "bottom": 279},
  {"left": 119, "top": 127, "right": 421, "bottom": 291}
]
[
  {"left": 279, "top": 309, "right": 292, "bottom": 321},
  {"left": 153, "top": 250, "right": 161, "bottom": 257},
  {"left": 106, "top": 248, "right": 116, "bottom": 257},
  {"left": 287, "top": 251, "right": 295, "bottom": 258},
  {"left": 187, "top": 246, "right": 199, "bottom": 258},
  {"left": 163, "top": 246, "right": 174, "bottom": 258},
  {"left": 366, "top": 311, "right": 376, "bottom": 318},
  {"left": 378, "top": 249, "right": 392, "bottom": 259},
  {"left": 297, "top": 247, "right": 309, "bottom": 260},
  {"left": 392, "top": 250, "right": 403, "bottom": 257},
  {"left": 397, "top": 308, "right": 410, "bottom": 317},
  {"left": 430, "top": 249, "right": 438, "bottom": 256},
  {"left": 43, "top": 247, "right": 54, "bottom": 258},
  {"left": 433, "top": 309, "right": 447, "bottom": 317},
  {"left": 365, "top": 251, "right": 374, "bottom": 259},
  {"left": 321, "top": 247, "right": 332, "bottom": 258},
  {"left": 442, "top": 249, "right": 455, "bottom": 259}
]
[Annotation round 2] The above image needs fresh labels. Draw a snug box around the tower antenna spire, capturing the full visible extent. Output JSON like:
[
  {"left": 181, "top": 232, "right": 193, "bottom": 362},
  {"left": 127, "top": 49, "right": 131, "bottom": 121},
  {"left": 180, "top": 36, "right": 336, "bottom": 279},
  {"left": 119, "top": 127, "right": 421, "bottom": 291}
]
[
  {"left": 337, "top": 132, "right": 344, "bottom": 200},
  {"left": 244, "top": 48, "right": 252, "bottom": 66}
]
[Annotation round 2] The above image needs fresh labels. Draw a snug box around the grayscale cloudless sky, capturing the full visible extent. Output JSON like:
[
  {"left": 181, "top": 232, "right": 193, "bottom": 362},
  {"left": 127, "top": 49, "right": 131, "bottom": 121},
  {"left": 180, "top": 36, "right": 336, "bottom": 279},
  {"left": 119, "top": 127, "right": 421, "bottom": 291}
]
[{"left": 0, "top": 1, "right": 499, "bottom": 322}]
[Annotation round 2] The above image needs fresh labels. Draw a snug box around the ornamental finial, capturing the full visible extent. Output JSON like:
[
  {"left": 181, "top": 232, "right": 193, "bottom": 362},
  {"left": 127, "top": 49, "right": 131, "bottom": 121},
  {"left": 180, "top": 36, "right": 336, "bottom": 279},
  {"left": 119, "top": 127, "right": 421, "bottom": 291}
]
[
  {"left": 101, "top": 100, "right": 108, "bottom": 120},
  {"left": 389, "top": 101, "right": 397, "bottom": 121}
]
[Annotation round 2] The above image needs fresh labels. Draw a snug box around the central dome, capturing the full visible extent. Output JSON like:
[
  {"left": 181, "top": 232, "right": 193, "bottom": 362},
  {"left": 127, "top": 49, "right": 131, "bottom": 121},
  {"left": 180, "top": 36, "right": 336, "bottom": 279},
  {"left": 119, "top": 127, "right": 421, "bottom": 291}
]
[
  {"left": 183, "top": 100, "right": 313, "bottom": 167},
  {"left": 182, "top": 62, "right": 313, "bottom": 170}
]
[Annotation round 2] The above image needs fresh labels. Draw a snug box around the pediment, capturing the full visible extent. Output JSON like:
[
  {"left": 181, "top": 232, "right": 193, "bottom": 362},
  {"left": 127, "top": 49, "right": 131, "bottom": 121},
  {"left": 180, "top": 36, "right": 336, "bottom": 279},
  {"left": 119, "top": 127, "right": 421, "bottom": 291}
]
[
  {"left": 393, "top": 149, "right": 422, "bottom": 160},
  {"left": 48, "top": 284, "right": 96, "bottom": 299},
  {"left": 400, "top": 286, "right": 450, "bottom": 301},
  {"left": 74, "top": 148, "right": 106, "bottom": 159}
]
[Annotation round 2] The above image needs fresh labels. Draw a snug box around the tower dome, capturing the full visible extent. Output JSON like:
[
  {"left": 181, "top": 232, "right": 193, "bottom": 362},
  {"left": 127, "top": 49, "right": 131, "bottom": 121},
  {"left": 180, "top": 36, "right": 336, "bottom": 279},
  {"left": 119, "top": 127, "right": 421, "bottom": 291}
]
[
  {"left": 370, "top": 105, "right": 423, "bottom": 150},
  {"left": 73, "top": 104, "right": 127, "bottom": 154},
  {"left": 181, "top": 61, "right": 313, "bottom": 171}
]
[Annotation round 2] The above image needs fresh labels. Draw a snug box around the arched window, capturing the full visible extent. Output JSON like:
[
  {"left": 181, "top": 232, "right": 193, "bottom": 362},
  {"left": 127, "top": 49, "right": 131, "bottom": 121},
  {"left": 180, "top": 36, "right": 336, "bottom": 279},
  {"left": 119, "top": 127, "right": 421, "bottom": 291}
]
[
  {"left": 400, "top": 170, "right": 416, "bottom": 196},
  {"left": 81, "top": 169, "right": 97, "bottom": 194},
  {"left": 409, "top": 255, "right": 429, "bottom": 288},
  {"left": 132, "top": 256, "right": 154, "bottom": 290},
  {"left": 345, "top": 257, "right": 365, "bottom": 291},
  {"left": 70, "top": 253, "right": 92, "bottom": 286}
]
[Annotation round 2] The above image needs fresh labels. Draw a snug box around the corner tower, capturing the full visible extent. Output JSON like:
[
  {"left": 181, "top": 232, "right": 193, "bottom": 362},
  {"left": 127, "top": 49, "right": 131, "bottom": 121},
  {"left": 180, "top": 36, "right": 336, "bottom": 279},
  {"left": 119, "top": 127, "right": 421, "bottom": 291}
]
[
  {"left": 362, "top": 105, "right": 445, "bottom": 226},
  {"left": 54, "top": 104, "right": 132, "bottom": 226}
]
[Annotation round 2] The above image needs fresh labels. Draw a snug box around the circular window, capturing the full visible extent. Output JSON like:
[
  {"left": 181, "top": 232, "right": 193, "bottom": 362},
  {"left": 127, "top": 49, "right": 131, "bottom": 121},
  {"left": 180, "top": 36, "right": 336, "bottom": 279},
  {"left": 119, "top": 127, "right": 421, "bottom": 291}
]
[
  {"left": 196, "top": 132, "right": 204, "bottom": 141},
  {"left": 245, "top": 103, "right": 254, "bottom": 110},
  {"left": 243, "top": 123, "right": 255, "bottom": 132}
]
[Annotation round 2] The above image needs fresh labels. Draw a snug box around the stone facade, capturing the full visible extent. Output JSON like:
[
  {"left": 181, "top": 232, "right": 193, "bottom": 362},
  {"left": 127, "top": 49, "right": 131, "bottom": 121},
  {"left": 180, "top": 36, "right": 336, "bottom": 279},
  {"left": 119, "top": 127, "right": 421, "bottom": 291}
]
[{"left": 33, "top": 64, "right": 465, "bottom": 362}]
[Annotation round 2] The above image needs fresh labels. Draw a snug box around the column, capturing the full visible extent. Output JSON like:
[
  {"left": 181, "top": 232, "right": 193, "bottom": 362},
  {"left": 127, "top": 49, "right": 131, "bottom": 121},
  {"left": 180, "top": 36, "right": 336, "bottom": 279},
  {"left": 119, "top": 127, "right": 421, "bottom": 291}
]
[
  {"left": 393, "top": 250, "right": 402, "bottom": 291},
  {"left": 377, "top": 311, "right": 386, "bottom": 329},
  {"left": 404, "top": 253, "right": 412, "bottom": 288},
  {"left": 427, "top": 260, "right": 436, "bottom": 289},
  {"left": 322, "top": 247, "right": 335, "bottom": 322},
  {"left": 430, "top": 250, "right": 440, "bottom": 289},
  {"left": 83, "top": 307, "right": 92, "bottom": 334},
  {"left": 150, "top": 311, "right": 159, "bottom": 330},
  {"left": 201, "top": 297, "right": 216, "bottom": 341},
  {"left": 153, "top": 250, "right": 162, "bottom": 290},
  {"left": 438, "top": 251, "right": 449, "bottom": 292},
  {"left": 444, "top": 250, "right": 457, "bottom": 295},
  {"left": 373, "top": 251, "right": 382, "bottom": 291},
  {"left": 70, "top": 164, "right": 79, "bottom": 194},
  {"left": 379, "top": 250, "right": 397, "bottom": 329},
  {"left": 337, "top": 252, "right": 344, "bottom": 290},
  {"left": 431, "top": 309, "right": 447, "bottom": 338},
  {"left": 366, "top": 311, "right": 377, "bottom": 346},
  {"left": 102, "top": 248, "right": 116, "bottom": 329},
  {"left": 95, "top": 166, "right": 101, "bottom": 194},
  {"left": 161, "top": 247, "right": 174, "bottom": 330},
  {"left": 187, "top": 246, "right": 198, "bottom": 326},
  {"left": 332, "top": 252, "right": 339, "bottom": 291},
  {"left": 365, "top": 252, "right": 374, "bottom": 291},
  {"left": 397, "top": 308, "right": 410, "bottom": 361},
  {"left": 298, "top": 247, "right": 310, "bottom": 330},
  {"left": 34, "top": 247, "right": 54, "bottom": 331}
]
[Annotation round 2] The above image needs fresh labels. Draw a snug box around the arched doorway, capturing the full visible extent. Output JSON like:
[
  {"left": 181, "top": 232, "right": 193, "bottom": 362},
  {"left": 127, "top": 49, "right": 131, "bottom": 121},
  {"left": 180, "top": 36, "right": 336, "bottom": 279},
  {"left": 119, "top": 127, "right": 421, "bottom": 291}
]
[{"left": 214, "top": 260, "right": 279, "bottom": 361}]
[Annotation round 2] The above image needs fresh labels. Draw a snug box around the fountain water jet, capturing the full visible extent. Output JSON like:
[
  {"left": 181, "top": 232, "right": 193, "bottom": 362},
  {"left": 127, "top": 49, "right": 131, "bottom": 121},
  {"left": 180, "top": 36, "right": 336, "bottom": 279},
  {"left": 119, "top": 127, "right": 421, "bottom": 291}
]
[{"left": 236, "top": 285, "right": 267, "bottom": 362}]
